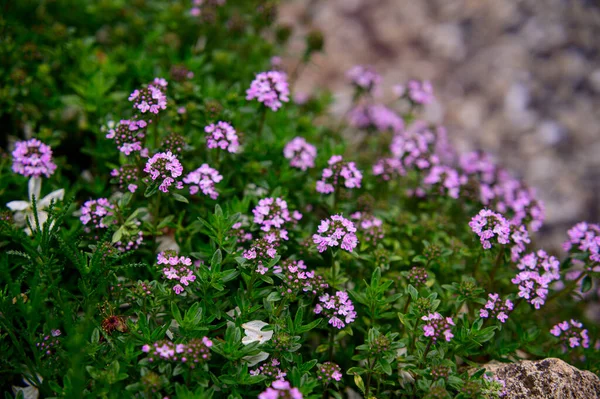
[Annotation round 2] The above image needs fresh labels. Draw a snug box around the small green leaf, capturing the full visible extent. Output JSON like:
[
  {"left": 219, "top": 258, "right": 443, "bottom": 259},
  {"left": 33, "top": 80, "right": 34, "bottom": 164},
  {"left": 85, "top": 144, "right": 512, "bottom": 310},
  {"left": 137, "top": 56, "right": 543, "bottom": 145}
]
[{"left": 172, "top": 193, "right": 189, "bottom": 203}]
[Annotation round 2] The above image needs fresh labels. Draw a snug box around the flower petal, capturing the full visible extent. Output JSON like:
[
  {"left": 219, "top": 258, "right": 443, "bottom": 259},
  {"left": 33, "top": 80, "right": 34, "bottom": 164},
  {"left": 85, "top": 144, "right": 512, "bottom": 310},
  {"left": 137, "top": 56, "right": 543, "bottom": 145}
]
[
  {"left": 39, "top": 189, "right": 65, "bottom": 208},
  {"left": 6, "top": 201, "right": 30, "bottom": 211},
  {"left": 28, "top": 177, "right": 42, "bottom": 202}
]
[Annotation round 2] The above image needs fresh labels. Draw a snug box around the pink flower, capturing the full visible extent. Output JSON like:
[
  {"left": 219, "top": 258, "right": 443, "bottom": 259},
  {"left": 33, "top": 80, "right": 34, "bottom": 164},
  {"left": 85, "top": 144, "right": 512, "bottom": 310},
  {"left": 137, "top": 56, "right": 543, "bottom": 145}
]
[
  {"left": 346, "top": 65, "right": 381, "bottom": 92},
  {"left": 258, "top": 380, "right": 303, "bottom": 399},
  {"left": 422, "top": 313, "right": 454, "bottom": 342},
  {"left": 316, "top": 155, "right": 362, "bottom": 194},
  {"left": 469, "top": 209, "right": 511, "bottom": 249},
  {"left": 183, "top": 164, "right": 222, "bottom": 199},
  {"left": 348, "top": 104, "right": 404, "bottom": 133},
  {"left": 283, "top": 137, "right": 317, "bottom": 171},
  {"left": 129, "top": 80, "right": 168, "bottom": 116},
  {"left": 314, "top": 291, "right": 356, "bottom": 329},
  {"left": 80, "top": 198, "right": 115, "bottom": 231},
  {"left": 407, "top": 79, "right": 434, "bottom": 104},
  {"left": 143, "top": 151, "right": 184, "bottom": 193},
  {"left": 12, "top": 139, "right": 57, "bottom": 178},
  {"left": 313, "top": 214, "right": 358, "bottom": 253},
  {"left": 550, "top": 320, "right": 590, "bottom": 350},
  {"left": 205, "top": 121, "right": 240, "bottom": 153},
  {"left": 478, "top": 293, "right": 514, "bottom": 323},
  {"left": 246, "top": 71, "right": 290, "bottom": 111}
]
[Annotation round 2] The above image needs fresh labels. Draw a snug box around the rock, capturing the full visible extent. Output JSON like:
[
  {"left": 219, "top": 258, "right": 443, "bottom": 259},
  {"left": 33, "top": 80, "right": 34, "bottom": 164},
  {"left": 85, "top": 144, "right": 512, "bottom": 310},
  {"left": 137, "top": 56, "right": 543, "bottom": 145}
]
[{"left": 483, "top": 358, "right": 600, "bottom": 399}]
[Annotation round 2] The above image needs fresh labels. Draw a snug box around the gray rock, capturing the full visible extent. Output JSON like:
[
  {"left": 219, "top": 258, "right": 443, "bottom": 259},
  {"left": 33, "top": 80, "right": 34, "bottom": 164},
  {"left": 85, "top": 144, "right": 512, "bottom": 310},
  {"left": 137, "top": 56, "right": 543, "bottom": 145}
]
[{"left": 483, "top": 358, "right": 600, "bottom": 399}]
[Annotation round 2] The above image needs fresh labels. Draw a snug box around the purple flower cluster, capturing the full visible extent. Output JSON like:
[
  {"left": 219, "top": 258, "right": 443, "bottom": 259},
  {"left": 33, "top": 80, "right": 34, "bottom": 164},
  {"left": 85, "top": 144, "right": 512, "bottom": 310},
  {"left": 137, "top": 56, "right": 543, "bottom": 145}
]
[
  {"left": 312, "top": 214, "right": 358, "bottom": 253},
  {"left": 183, "top": 164, "right": 223, "bottom": 199},
  {"left": 157, "top": 251, "right": 197, "bottom": 295},
  {"left": 283, "top": 137, "right": 317, "bottom": 171},
  {"left": 115, "top": 223, "right": 144, "bottom": 253},
  {"left": 129, "top": 80, "right": 167, "bottom": 115},
  {"left": 278, "top": 259, "right": 328, "bottom": 298},
  {"left": 205, "top": 121, "right": 240, "bottom": 153},
  {"left": 12, "top": 139, "right": 57, "bottom": 178},
  {"left": 249, "top": 358, "right": 286, "bottom": 380},
  {"left": 372, "top": 158, "right": 405, "bottom": 181},
  {"left": 511, "top": 250, "right": 560, "bottom": 309},
  {"left": 246, "top": 71, "right": 290, "bottom": 111},
  {"left": 144, "top": 151, "right": 184, "bottom": 193},
  {"left": 314, "top": 291, "right": 357, "bottom": 329},
  {"left": 111, "top": 165, "right": 140, "bottom": 193},
  {"left": 347, "top": 104, "right": 404, "bottom": 133},
  {"left": 407, "top": 267, "right": 428, "bottom": 287},
  {"left": 459, "top": 151, "right": 546, "bottom": 231},
  {"left": 36, "top": 329, "right": 62, "bottom": 357},
  {"left": 105, "top": 119, "right": 147, "bottom": 155},
  {"left": 317, "top": 362, "right": 343, "bottom": 383},
  {"left": 469, "top": 209, "right": 511, "bottom": 250},
  {"left": 479, "top": 293, "right": 514, "bottom": 323},
  {"left": 550, "top": 320, "right": 590, "bottom": 349},
  {"left": 423, "top": 165, "right": 467, "bottom": 199},
  {"left": 80, "top": 198, "right": 115, "bottom": 230},
  {"left": 142, "top": 337, "right": 212, "bottom": 368},
  {"left": 258, "top": 380, "right": 303, "bottom": 399},
  {"left": 253, "top": 197, "right": 301, "bottom": 236},
  {"left": 563, "top": 222, "right": 600, "bottom": 266},
  {"left": 407, "top": 80, "right": 434, "bottom": 105},
  {"left": 346, "top": 65, "right": 381, "bottom": 92},
  {"left": 316, "top": 155, "right": 363, "bottom": 194},
  {"left": 351, "top": 212, "right": 384, "bottom": 243},
  {"left": 389, "top": 121, "right": 438, "bottom": 170},
  {"left": 422, "top": 313, "right": 454, "bottom": 342},
  {"left": 510, "top": 224, "right": 531, "bottom": 262},
  {"left": 243, "top": 237, "right": 279, "bottom": 275}
]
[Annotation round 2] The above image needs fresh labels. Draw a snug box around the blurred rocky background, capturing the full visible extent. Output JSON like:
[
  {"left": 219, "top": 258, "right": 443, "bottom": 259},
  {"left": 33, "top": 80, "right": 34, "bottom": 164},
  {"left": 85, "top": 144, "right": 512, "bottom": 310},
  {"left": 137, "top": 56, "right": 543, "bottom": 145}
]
[{"left": 278, "top": 0, "right": 600, "bottom": 251}]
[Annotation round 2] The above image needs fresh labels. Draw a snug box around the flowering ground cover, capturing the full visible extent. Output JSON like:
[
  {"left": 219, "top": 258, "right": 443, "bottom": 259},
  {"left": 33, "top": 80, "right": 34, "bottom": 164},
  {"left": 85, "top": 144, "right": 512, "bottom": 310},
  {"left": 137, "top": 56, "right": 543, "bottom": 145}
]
[{"left": 1, "top": 1, "right": 599, "bottom": 398}]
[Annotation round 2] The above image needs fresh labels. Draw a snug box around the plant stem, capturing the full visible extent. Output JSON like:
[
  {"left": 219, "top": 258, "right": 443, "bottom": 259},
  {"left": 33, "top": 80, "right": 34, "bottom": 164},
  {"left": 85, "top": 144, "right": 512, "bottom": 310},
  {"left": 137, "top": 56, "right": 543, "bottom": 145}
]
[
  {"left": 545, "top": 272, "right": 586, "bottom": 305},
  {"left": 257, "top": 108, "right": 267, "bottom": 139},
  {"left": 403, "top": 295, "right": 412, "bottom": 314},
  {"left": 365, "top": 357, "right": 374, "bottom": 398},
  {"left": 472, "top": 252, "right": 482, "bottom": 279},
  {"left": 327, "top": 329, "right": 335, "bottom": 361},
  {"left": 488, "top": 250, "right": 504, "bottom": 291},
  {"left": 423, "top": 339, "right": 433, "bottom": 360}
]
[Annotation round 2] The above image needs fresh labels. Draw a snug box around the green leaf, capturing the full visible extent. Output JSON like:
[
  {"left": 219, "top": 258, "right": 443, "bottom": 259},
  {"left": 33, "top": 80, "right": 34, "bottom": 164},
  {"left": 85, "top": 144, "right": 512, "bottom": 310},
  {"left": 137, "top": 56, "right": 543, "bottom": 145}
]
[
  {"left": 581, "top": 275, "right": 592, "bottom": 293},
  {"left": 211, "top": 249, "right": 223, "bottom": 268},
  {"left": 172, "top": 193, "right": 189, "bottom": 203},
  {"left": 353, "top": 374, "right": 366, "bottom": 394}
]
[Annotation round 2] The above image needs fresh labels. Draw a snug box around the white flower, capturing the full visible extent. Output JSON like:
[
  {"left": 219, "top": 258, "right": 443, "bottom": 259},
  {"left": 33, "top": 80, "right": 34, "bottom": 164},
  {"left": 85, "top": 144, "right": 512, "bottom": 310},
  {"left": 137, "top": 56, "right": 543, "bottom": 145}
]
[
  {"left": 6, "top": 177, "right": 64, "bottom": 235},
  {"left": 241, "top": 320, "right": 273, "bottom": 345},
  {"left": 12, "top": 375, "right": 41, "bottom": 399}
]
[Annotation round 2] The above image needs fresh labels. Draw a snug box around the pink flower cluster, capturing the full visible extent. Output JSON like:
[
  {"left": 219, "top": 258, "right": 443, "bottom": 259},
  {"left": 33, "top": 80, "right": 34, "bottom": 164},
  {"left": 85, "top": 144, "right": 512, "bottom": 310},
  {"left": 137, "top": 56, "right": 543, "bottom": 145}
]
[
  {"left": 246, "top": 71, "right": 290, "bottom": 111},
  {"left": 111, "top": 165, "right": 140, "bottom": 193},
  {"left": 183, "top": 164, "right": 223, "bottom": 199},
  {"left": 36, "top": 329, "right": 62, "bottom": 357},
  {"left": 283, "top": 137, "right": 317, "bottom": 171},
  {"left": 129, "top": 79, "right": 167, "bottom": 115},
  {"left": 469, "top": 209, "right": 511, "bottom": 250},
  {"left": 114, "top": 223, "right": 144, "bottom": 253},
  {"left": 351, "top": 212, "right": 384, "bottom": 243},
  {"left": 479, "top": 293, "right": 514, "bottom": 323},
  {"left": 389, "top": 121, "right": 438, "bottom": 171},
  {"left": 314, "top": 291, "right": 357, "bottom": 329},
  {"left": 12, "top": 139, "right": 57, "bottom": 178},
  {"left": 205, "top": 121, "right": 240, "bottom": 153},
  {"left": 422, "top": 313, "right": 455, "bottom": 342},
  {"left": 550, "top": 320, "right": 590, "bottom": 349},
  {"left": 563, "top": 222, "right": 600, "bottom": 266},
  {"left": 157, "top": 251, "right": 197, "bottom": 295},
  {"left": 512, "top": 250, "right": 560, "bottom": 309},
  {"left": 279, "top": 259, "right": 329, "bottom": 299},
  {"left": 423, "top": 165, "right": 467, "bottom": 199},
  {"left": 407, "top": 267, "right": 428, "bottom": 287},
  {"left": 346, "top": 65, "right": 381, "bottom": 91},
  {"left": 144, "top": 151, "right": 184, "bottom": 193},
  {"left": 105, "top": 119, "right": 147, "bottom": 155},
  {"left": 189, "top": 0, "right": 225, "bottom": 17},
  {"left": 407, "top": 80, "right": 434, "bottom": 105},
  {"left": 316, "top": 155, "right": 363, "bottom": 194},
  {"left": 317, "top": 362, "right": 343, "bottom": 383},
  {"left": 510, "top": 224, "right": 531, "bottom": 262},
  {"left": 372, "top": 158, "right": 405, "bottom": 181},
  {"left": 142, "top": 337, "right": 212, "bottom": 368},
  {"left": 459, "top": 151, "right": 546, "bottom": 231},
  {"left": 258, "top": 380, "right": 303, "bottom": 399},
  {"left": 80, "top": 198, "right": 115, "bottom": 230},
  {"left": 312, "top": 214, "right": 358, "bottom": 253},
  {"left": 249, "top": 358, "right": 286, "bottom": 381},
  {"left": 253, "top": 197, "right": 301, "bottom": 238},
  {"left": 347, "top": 104, "right": 404, "bottom": 133},
  {"left": 243, "top": 237, "right": 279, "bottom": 275}
]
